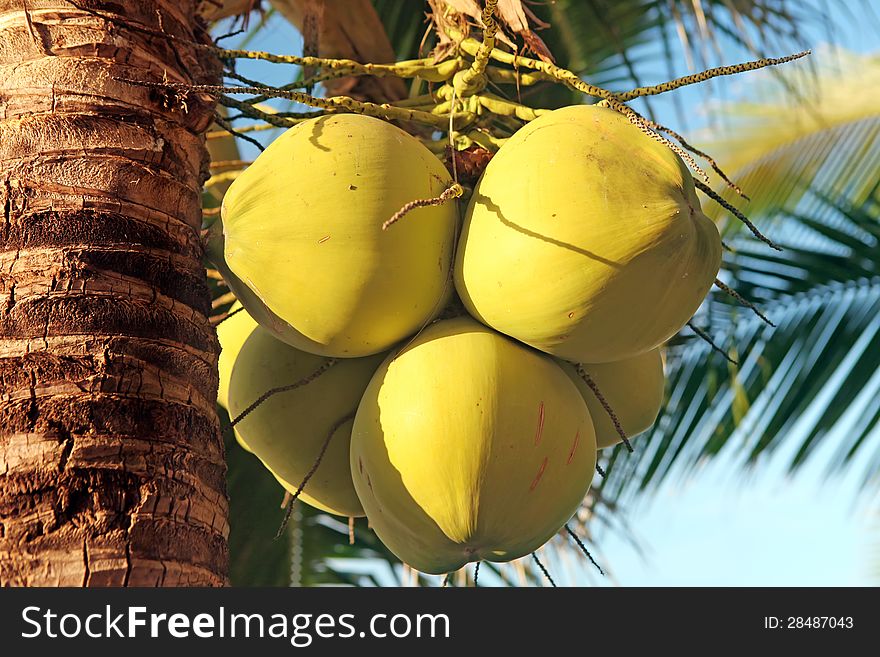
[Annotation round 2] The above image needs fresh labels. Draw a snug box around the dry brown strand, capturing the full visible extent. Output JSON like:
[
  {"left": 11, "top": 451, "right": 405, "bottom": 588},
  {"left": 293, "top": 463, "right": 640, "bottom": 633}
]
[
  {"left": 228, "top": 359, "right": 339, "bottom": 429},
  {"left": 575, "top": 366, "right": 634, "bottom": 453},
  {"left": 382, "top": 183, "right": 464, "bottom": 230},
  {"left": 693, "top": 180, "right": 781, "bottom": 250},
  {"left": 274, "top": 410, "right": 357, "bottom": 539},
  {"left": 687, "top": 321, "right": 738, "bottom": 365},
  {"left": 713, "top": 279, "right": 776, "bottom": 327}
]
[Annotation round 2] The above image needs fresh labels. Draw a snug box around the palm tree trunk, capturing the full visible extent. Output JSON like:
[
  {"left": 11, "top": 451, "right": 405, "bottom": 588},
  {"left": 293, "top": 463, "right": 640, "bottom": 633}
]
[{"left": 0, "top": 0, "right": 228, "bottom": 585}]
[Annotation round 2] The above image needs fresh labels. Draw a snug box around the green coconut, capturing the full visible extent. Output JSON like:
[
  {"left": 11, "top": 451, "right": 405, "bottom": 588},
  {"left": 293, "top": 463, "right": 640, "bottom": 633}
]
[
  {"left": 227, "top": 326, "right": 385, "bottom": 517},
  {"left": 215, "top": 301, "right": 259, "bottom": 454},
  {"left": 454, "top": 104, "right": 722, "bottom": 364},
  {"left": 216, "top": 301, "right": 258, "bottom": 410},
  {"left": 560, "top": 348, "right": 665, "bottom": 449},
  {"left": 219, "top": 113, "right": 458, "bottom": 358},
  {"left": 350, "top": 317, "right": 597, "bottom": 574}
]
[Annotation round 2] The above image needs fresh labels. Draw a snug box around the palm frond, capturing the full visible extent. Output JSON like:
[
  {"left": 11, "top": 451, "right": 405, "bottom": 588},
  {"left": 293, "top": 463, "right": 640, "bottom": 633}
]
[
  {"left": 705, "top": 49, "right": 880, "bottom": 234},
  {"left": 600, "top": 52, "right": 880, "bottom": 501}
]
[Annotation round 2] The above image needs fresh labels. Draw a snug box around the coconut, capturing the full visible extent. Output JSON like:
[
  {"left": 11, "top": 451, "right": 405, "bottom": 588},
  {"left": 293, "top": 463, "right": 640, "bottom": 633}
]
[
  {"left": 215, "top": 301, "right": 260, "bottom": 454},
  {"left": 206, "top": 224, "right": 312, "bottom": 367},
  {"left": 216, "top": 301, "right": 258, "bottom": 410},
  {"left": 227, "top": 326, "right": 385, "bottom": 517},
  {"left": 560, "top": 348, "right": 665, "bottom": 449},
  {"left": 219, "top": 113, "right": 458, "bottom": 358},
  {"left": 350, "top": 317, "right": 597, "bottom": 574},
  {"left": 454, "top": 104, "right": 721, "bottom": 364}
]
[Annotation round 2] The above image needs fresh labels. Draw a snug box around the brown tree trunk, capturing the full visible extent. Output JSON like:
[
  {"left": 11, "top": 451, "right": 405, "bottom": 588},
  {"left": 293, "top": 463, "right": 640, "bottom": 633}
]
[{"left": 0, "top": 0, "right": 228, "bottom": 586}]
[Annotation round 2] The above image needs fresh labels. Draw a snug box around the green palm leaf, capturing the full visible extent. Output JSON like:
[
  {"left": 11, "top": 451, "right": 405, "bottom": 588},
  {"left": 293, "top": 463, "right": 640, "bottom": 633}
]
[{"left": 601, "top": 51, "right": 880, "bottom": 502}]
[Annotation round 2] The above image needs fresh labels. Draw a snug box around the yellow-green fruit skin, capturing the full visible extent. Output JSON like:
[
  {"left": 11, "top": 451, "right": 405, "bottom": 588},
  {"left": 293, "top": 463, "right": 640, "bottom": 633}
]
[
  {"left": 454, "top": 104, "right": 722, "bottom": 364},
  {"left": 221, "top": 114, "right": 457, "bottom": 358},
  {"left": 561, "top": 348, "right": 665, "bottom": 449},
  {"left": 350, "top": 317, "right": 597, "bottom": 574},
  {"left": 216, "top": 302, "right": 258, "bottom": 411},
  {"left": 228, "top": 328, "right": 386, "bottom": 517},
  {"left": 216, "top": 302, "right": 259, "bottom": 454}
]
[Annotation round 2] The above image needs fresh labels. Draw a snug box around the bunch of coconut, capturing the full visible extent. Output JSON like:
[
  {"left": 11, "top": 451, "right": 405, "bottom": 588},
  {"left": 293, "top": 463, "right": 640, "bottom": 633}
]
[{"left": 211, "top": 106, "right": 721, "bottom": 575}]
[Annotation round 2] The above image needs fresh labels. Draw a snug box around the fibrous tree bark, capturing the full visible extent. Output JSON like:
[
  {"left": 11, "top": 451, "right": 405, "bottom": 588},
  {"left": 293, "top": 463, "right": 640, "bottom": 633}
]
[{"left": 0, "top": 0, "right": 228, "bottom": 586}]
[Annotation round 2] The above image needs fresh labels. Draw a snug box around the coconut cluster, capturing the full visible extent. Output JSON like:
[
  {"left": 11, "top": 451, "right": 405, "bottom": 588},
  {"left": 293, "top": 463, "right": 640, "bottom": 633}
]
[{"left": 214, "top": 107, "right": 721, "bottom": 575}]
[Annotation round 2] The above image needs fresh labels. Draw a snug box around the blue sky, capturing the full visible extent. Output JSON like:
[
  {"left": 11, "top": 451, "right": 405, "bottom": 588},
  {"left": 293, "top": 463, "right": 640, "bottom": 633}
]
[
  {"left": 586, "top": 429, "right": 875, "bottom": 586},
  {"left": 216, "top": 4, "right": 879, "bottom": 586}
]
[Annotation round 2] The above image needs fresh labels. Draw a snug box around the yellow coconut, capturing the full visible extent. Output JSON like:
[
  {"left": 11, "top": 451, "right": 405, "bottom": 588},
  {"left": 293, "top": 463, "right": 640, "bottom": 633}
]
[
  {"left": 219, "top": 113, "right": 457, "bottom": 358},
  {"left": 350, "top": 317, "right": 597, "bottom": 574},
  {"left": 206, "top": 223, "right": 311, "bottom": 366},
  {"left": 454, "top": 104, "right": 722, "bottom": 364},
  {"left": 560, "top": 348, "right": 665, "bottom": 449},
  {"left": 216, "top": 301, "right": 258, "bottom": 410},
  {"left": 227, "top": 327, "right": 386, "bottom": 517},
  {"left": 215, "top": 301, "right": 259, "bottom": 454}
]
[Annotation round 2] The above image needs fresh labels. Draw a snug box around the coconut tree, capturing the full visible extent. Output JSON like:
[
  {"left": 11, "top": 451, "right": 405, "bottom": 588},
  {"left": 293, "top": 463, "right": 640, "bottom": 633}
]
[
  {"left": 0, "top": 1, "right": 229, "bottom": 586},
  {"left": 3, "top": 0, "right": 868, "bottom": 588},
  {"left": 205, "top": 1, "right": 876, "bottom": 585}
]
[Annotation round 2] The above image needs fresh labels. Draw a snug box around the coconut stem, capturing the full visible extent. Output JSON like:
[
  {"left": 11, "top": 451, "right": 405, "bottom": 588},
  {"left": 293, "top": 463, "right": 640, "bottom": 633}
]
[
  {"left": 693, "top": 180, "right": 782, "bottom": 250},
  {"left": 475, "top": 93, "right": 551, "bottom": 121},
  {"left": 576, "top": 366, "right": 634, "bottom": 453},
  {"left": 713, "top": 280, "right": 776, "bottom": 327},
  {"left": 485, "top": 67, "right": 552, "bottom": 86},
  {"left": 274, "top": 410, "right": 357, "bottom": 540},
  {"left": 116, "top": 77, "right": 474, "bottom": 131},
  {"left": 382, "top": 183, "right": 464, "bottom": 231},
  {"left": 219, "top": 96, "right": 301, "bottom": 129},
  {"left": 454, "top": 31, "right": 612, "bottom": 101},
  {"left": 473, "top": 561, "right": 481, "bottom": 587},
  {"left": 615, "top": 50, "right": 811, "bottom": 101},
  {"left": 431, "top": 88, "right": 548, "bottom": 123},
  {"left": 564, "top": 524, "right": 605, "bottom": 576},
  {"left": 452, "top": 29, "right": 709, "bottom": 181},
  {"left": 211, "top": 111, "right": 266, "bottom": 152},
  {"left": 228, "top": 359, "right": 339, "bottom": 430},
  {"left": 214, "top": 46, "right": 455, "bottom": 82},
  {"left": 456, "top": 0, "right": 499, "bottom": 95},
  {"left": 225, "top": 62, "right": 461, "bottom": 108},
  {"left": 642, "top": 118, "right": 747, "bottom": 199},
  {"left": 209, "top": 158, "right": 253, "bottom": 171},
  {"left": 211, "top": 291, "right": 236, "bottom": 309},
  {"left": 687, "top": 321, "right": 739, "bottom": 365},
  {"left": 210, "top": 305, "right": 244, "bottom": 327},
  {"left": 531, "top": 552, "right": 557, "bottom": 587},
  {"left": 463, "top": 129, "right": 508, "bottom": 152},
  {"left": 207, "top": 122, "right": 278, "bottom": 139}
]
